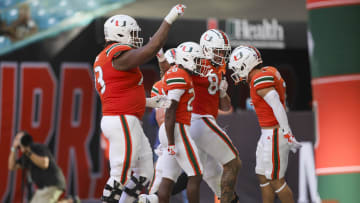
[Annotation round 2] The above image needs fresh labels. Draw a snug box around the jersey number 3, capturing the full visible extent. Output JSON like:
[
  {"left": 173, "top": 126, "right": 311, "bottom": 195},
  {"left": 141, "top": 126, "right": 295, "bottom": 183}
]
[{"left": 95, "top": 66, "right": 106, "bottom": 94}]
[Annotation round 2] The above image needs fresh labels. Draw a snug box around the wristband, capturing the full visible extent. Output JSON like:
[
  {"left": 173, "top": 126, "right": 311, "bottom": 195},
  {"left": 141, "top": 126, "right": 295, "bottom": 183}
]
[{"left": 11, "top": 147, "right": 16, "bottom": 152}]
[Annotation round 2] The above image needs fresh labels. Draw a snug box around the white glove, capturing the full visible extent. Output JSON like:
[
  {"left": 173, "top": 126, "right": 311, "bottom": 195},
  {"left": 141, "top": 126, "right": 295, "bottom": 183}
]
[
  {"left": 167, "top": 145, "right": 176, "bottom": 155},
  {"left": 138, "top": 194, "right": 159, "bottom": 203},
  {"left": 284, "top": 132, "right": 302, "bottom": 153},
  {"left": 146, "top": 95, "right": 171, "bottom": 108},
  {"left": 219, "top": 79, "right": 228, "bottom": 98},
  {"left": 156, "top": 48, "right": 165, "bottom": 62},
  {"left": 164, "top": 4, "right": 186, "bottom": 24}
]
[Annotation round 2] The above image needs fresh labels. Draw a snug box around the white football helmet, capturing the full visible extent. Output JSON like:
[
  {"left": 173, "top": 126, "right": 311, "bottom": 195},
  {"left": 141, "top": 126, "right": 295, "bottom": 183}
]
[
  {"left": 164, "top": 48, "right": 176, "bottom": 65},
  {"left": 176, "top": 42, "right": 209, "bottom": 76},
  {"left": 104, "top": 15, "right": 143, "bottom": 48},
  {"left": 228, "top": 45, "right": 263, "bottom": 83},
  {"left": 200, "top": 29, "right": 231, "bottom": 66}
]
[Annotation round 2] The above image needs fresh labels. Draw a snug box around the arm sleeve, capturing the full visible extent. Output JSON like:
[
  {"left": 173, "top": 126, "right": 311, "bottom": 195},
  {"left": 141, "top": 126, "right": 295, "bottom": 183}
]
[
  {"left": 263, "top": 89, "right": 291, "bottom": 133},
  {"left": 167, "top": 89, "right": 185, "bottom": 102}
]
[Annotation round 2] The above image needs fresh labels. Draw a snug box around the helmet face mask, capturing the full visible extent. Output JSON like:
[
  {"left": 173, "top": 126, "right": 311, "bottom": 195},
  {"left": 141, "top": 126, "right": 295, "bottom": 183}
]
[
  {"left": 200, "top": 29, "right": 231, "bottom": 66},
  {"left": 228, "top": 46, "right": 263, "bottom": 84},
  {"left": 129, "top": 30, "right": 143, "bottom": 48},
  {"left": 176, "top": 42, "right": 209, "bottom": 77},
  {"left": 104, "top": 15, "right": 143, "bottom": 48}
]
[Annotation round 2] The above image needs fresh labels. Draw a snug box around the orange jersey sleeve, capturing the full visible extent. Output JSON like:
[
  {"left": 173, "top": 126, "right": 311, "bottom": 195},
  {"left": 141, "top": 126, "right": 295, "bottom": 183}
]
[
  {"left": 105, "top": 43, "right": 133, "bottom": 59},
  {"left": 250, "top": 67, "right": 286, "bottom": 127},
  {"left": 163, "top": 65, "right": 194, "bottom": 125},
  {"left": 151, "top": 80, "right": 163, "bottom": 97},
  {"left": 93, "top": 43, "right": 145, "bottom": 119}
]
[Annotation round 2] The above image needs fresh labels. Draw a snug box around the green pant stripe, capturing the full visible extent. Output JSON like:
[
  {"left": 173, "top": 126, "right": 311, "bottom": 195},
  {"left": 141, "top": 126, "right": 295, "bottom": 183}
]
[
  {"left": 179, "top": 124, "right": 201, "bottom": 175},
  {"left": 202, "top": 117, "right": 238, "bottom": 156},
  {"left": 120, "top": 115, "right": 132, "bottom": 185},
  {"left": 272, "top": 128, "right": 280, "bottom": 179}
]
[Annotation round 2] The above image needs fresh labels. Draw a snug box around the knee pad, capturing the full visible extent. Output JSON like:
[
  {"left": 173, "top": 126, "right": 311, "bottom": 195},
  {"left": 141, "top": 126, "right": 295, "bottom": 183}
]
[
  {"left": 124, "top": 175, "right": 150, "bottom": 198},
  {"left": 259, "top": 182, "right": 270, "bottom": 188},
  {"left": 101, "top": 178, "right": 123, "bottom": 203},
  {"left": 275, "top": 182, "right": 287, "bottom": 193}
]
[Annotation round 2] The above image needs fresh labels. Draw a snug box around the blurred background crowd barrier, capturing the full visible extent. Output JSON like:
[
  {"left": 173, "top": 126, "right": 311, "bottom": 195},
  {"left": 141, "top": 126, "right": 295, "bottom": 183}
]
[{"left": 0, "top": 0, "right": 134, "bottom": 52}]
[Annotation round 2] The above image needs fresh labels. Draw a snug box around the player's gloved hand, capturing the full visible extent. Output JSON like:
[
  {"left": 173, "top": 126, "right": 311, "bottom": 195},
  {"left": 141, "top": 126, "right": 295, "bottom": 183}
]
[
  {"left": 156, "top": 48, "right": 165, "bottom": 62},
  {"left": 283, "top": 132, "right": 302, "bottom": 153},
  {"left": 219, "top": 78, "right": 228, "bottom": 98},
  {"left": 164, "top": 4, "right": 186, "bottom": 24},
  {"left": 146, "top": 95, "right": 171, "bottom": 108},
  {"left": 167, "top": 145, "right": 176, "bottom": 155}
]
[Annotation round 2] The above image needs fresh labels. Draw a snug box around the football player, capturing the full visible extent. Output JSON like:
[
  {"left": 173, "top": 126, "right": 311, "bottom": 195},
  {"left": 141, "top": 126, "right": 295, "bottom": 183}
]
[
  {"left": 156, "top": 41, "right": 207, "bottom": 203},
  {"left": 93, "top": 4, "right": 186, "bottom": 203},
  {"left": 228, "top": 45, "right": 301, "bottom": 203},
  {"left": 189, "top": 29, "right": 242, "bottom": 203}
]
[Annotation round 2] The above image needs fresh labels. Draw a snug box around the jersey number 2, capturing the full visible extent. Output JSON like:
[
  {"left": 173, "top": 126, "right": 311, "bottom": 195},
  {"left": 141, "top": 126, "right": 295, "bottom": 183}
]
[{"left": 95, "top": 66, "right": 106, "bottom": 94}]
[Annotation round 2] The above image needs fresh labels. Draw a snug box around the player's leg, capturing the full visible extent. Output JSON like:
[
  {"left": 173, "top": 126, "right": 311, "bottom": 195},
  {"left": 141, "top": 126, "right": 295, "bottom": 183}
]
[
  {"left": 269, "top": 128, "right": 294, "bottom": 203},
  {"left": 174, "top": 123, "right": 203, "bottom": 203},
  {"left": 270, "top": 178, "right": 294, "bottom": 203},
  {"left": 200, "top": 149, "right": 222, "bottom": 198},
  {"left": 186, "top": 175, "right": 202, "bottom": 203},
  {"left": 257, "top": 128, "right": 294, "bottom": 203},
  {"left": 256, "top": 129, "right": 277, "bottom": 203},
  {"left": 120, "top": 115, "right": 154, "bottom": 203},
  {"left": 157, "top": 151, "right": 182, "bottom": 203},
  {"left": 140, "top": 124, "right": 182, "bottom": 203},
  {"left": 148, "top": 124, "right": 167, "bottom": 195},
  {"left": 191, "top": 117, "right": 241, "bottom": 202},
  {"left": 158, "top": 178, "right": 175, "bottom": 203},
  {"left": 257, "top": 175, "right": 275, "bottom": 203},
  {"left": 101, "top": 115, "right": 135, "bottom": 202}
]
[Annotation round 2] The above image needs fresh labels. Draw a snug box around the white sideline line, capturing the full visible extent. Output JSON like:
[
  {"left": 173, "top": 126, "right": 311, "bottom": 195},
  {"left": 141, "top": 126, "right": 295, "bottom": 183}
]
[{"left": 316, "top": 166, "right": 360, "bottom": 175}]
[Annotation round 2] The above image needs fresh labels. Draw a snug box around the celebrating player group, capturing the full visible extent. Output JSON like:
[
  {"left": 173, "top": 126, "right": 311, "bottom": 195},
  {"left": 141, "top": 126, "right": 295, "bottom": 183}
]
[{"left": 93, "top": 4, "right": 301, "bottom": 203}]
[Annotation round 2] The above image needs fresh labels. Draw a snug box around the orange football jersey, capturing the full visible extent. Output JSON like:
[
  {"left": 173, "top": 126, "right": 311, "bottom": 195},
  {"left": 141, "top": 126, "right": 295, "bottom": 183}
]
[
  {"left": 250, "top": 66, "right": 286, "bottom": 127},
  {"left": 93, "top": 43, "right": 145, "bottom": 119},
  {"left": 151, "top": 80, "right": 163, "bottom": 97},
  {"left": 192, "top": 61, "right": 226, "bottom": 118},
  {"left": 162, "top": 65, "right": 195, "bottom": 125}
]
